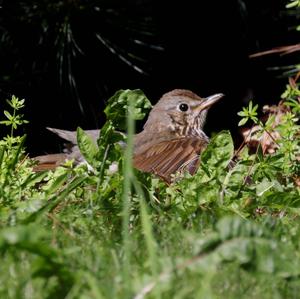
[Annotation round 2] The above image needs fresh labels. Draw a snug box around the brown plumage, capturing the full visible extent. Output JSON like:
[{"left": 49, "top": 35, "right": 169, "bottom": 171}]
[{"left": 33, "top": 89, "right": 223, "bottom": 183}]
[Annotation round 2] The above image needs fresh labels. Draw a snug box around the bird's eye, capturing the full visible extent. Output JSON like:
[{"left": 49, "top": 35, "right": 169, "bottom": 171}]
[{"left": 179, "top": 103, "right": 189, "bottom": 112}]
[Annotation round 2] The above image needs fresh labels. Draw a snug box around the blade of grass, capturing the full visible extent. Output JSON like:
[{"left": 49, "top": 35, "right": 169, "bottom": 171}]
[
  {"left": 84, "top": 272, "right": 106, "bottom": 299},
  {"left": 22, "top": 175, "right": 87, "bottom": 224},
  {"left": 20, "top": 171, "right": 48, "bottom": 189},
  {"left": 139, "top": 197, "right": 161, "bottom": 299},
  {"left": 7, "top": 135, "right": 26, "bottom": 171},
  {"left": 121, "top": 94, "right": 135, "bottom": 297},
  {"left": 44, "top": 172, "right": 70, "bottom": 196},
  {"left": 0, "top": 145, "right": 5, "bottom": 169}
]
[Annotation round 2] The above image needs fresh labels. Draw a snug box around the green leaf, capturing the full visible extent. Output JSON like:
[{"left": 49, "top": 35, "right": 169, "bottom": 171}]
[
  {"left": 237, "top": 111, "right": 247, "bottom": 117},
  {"left": 43, "top": 172, "right": 70, "bottom": 196},
  {"left": 248, "top": 100, "right": 253, "bottom": 111},
  {"left": 0, "top": 120, "right": 11, "bottom": 125},
  {"left": 104, "top": 89, "right": 152, "bottom": 130},
  {"left": 77, "top": 127, "right": 99, "bottom": 168},
  {"left": 3, "top": 110, "right": 12, "bottom": 120},
  {"left": 238, "top": 117, "right": 248, "bottom": 126},
  {"left": 252, "top": 103, "right": 258, "bottom": 114},
  {"left": 200, "top": 130, "right": 234, "bottom": 173},
  {"left": 286, "top": 0, "right": 300, "bottom": 8},
  {"left": 256, "top": 179, "right": 275, "bottom": 197},
  {"left": 223, "top": 162, "right": 249, "bottom": 191}
]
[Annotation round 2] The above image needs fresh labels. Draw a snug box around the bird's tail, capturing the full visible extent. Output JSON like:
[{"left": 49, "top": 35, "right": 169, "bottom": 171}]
[{"left": 32, "top": 153, "right": 68, "bottom": 172}]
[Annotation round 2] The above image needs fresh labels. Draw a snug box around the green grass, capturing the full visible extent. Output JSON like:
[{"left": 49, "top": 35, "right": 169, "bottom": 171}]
[{"left": 0, "top": 83, "right": 300, "bottom": 299}]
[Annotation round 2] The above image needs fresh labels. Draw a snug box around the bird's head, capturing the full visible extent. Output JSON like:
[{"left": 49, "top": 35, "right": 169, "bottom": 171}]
[{"left": 143, "top": 89, "right": 224, "bottom": 136}]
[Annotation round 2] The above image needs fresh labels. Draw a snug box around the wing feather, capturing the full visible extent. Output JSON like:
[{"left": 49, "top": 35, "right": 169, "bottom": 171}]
[{"left": 133, "top": 137, "right": 207, "bottom": 182}]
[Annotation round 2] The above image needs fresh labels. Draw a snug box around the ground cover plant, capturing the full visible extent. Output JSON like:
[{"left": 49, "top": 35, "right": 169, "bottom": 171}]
[{"left": 0, "top": 73, "right": 300, "bottom": 298}]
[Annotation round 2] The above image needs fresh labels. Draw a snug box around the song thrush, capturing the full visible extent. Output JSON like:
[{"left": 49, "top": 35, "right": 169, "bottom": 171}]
[{"left": 33, "top": 89, "right": 223, "bottom": 182}]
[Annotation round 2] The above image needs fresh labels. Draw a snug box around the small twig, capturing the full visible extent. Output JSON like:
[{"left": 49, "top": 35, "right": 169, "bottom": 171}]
[
  {"left": 233, "top": 124, "right": 255, "bottom": 160},
  {"left": 262, "top": 127, "right": 280, "bottom": 148},
  {"left": 243, "top": 144, "right": 261, "bottom": 186},
  {"left": 47, "top": 213, "right": 76, "bottom": 238},
  {"left": 249, "top": 43, "right": 300, "bottom": 58}
]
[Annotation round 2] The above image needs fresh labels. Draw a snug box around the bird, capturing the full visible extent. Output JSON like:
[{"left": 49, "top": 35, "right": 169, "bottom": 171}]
[
  {"left": 133, "top": 89, "right": 223, "bottom": 182},
  {"left": 33, "top": 89, "right": 224, "bottom": 182}
]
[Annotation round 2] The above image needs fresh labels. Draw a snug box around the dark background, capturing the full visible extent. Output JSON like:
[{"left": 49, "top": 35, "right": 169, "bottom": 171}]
[{"left": 0, "top": 0, "right": 298, "bottom": 155}]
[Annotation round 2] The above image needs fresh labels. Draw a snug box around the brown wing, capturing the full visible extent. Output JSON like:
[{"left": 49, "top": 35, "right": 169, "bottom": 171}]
[{"left": 133, "top": 137, "right": 207, "bottom": 183}]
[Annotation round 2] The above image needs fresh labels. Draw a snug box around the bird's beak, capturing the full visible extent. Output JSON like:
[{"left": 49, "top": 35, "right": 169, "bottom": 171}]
[{"left": 194, "top": 93, "right": 224, "bottom": 113}]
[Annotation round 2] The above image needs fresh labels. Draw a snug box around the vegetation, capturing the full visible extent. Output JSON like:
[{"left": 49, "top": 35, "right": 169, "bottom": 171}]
[
  {"left": 0, "top": 77, "right": 300, "bottom": 298},
  {"left": 0, "top": 1, "right": 299, "bottom": 298}
]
